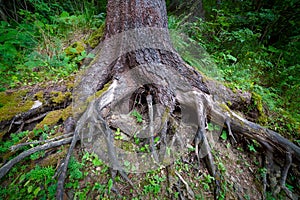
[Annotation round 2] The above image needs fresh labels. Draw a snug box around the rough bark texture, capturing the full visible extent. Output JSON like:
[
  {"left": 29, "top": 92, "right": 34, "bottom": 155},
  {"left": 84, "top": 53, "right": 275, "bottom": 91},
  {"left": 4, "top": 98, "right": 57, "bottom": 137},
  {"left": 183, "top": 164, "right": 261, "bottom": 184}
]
[
  {"left": 103, "top": 0, "right": 209, "bottom": 94},
  {"left": 0, "top": 0, "right": 299, "bottom": 199}
]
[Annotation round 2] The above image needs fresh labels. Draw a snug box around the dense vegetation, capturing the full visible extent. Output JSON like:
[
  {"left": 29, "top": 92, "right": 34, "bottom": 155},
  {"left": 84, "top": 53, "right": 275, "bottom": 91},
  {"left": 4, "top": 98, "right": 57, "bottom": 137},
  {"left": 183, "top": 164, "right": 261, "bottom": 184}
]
[
  {"left": 0, "top": 0, "right": 299, "bottom": 199},
  {"left": 168, "top": 0, "right": 300, "bottom": 138}
]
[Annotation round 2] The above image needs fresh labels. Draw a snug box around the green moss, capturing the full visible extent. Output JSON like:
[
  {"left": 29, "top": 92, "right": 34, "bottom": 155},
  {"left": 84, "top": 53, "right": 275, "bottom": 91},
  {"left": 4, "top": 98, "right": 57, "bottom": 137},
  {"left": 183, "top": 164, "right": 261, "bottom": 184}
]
[
  {"left": 226, "top": 101, "right": 232, "bottom": 106},
  {"left": 85, "top": 24, "right": 105, "bottom": 48},
  {"left": 252, "top": 92, "right": 268, "bottom": 125},
  {"left": 86, "top": 81, "right": 112, "bottom": 103},
  {"left": 64, "top": 41, "right": 86, "bottom": 58},
  {"left": 220, "top": 103, "right": 231, "bottom": 113},
  {"left": 118, "top": 141, "right": 135, "bottom": 152},
  {"left": 51, "top": 91, "right": 72, "bottom": 104},
  {"left": 35, "top": 106, "right": 72, "bottom": 129},
  {"left": 34, "top": 91, "right": 44, "bottom": 102},
  {"left": 61, "top": 105, "right": 72, "bottom": 121},
  {"left": 0, "top": 90, "right": 34, "bottom": 122},
  {"left": 35, "top": 110, "right": 63, "bottom": 130}
]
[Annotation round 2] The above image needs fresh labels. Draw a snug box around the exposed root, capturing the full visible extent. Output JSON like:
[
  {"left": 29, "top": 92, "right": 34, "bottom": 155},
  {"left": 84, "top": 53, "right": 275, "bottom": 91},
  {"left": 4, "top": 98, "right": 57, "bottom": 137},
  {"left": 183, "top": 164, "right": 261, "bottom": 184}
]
[
  {"left": 147, "top": 94, "right": 159, "bottom": 163},
  {"left": 1, "top": 64, "right": 299, "bottom": 199},
  {"left": 175, "top": 170, "right": 195, "bottom": 199},
  {"left": 10, "top": 132, "right": 74, "bottom": 151},
  {"left": 56, "top": 131, "right": 79, "bottom": 199},
  {"left": 0, "top": 137, "right": 73, "bottom": 179},
  {"left": 225, "top": 118, "right": 237, "bottom": 144},
  {"left": 274, "top": 151, "right": 295, "bottom": 199}
]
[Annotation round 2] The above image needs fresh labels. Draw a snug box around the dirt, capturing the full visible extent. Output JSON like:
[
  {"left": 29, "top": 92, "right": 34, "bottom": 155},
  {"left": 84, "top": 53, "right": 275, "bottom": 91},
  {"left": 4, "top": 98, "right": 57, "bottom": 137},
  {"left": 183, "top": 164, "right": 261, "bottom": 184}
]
[{"left": 214, "top": 141, "right": 262, "bottom": 199}]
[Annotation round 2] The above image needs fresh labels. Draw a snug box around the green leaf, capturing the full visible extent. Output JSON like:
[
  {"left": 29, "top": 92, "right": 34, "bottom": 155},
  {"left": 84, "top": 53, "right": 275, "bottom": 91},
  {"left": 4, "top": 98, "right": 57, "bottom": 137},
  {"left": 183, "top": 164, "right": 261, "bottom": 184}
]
[
  {"left": 107, "top": 179, "right": 113, "bottom": 194},
  {"left": 207, "top": 123, "right": 214, "bottom": 131},
  {"left": 226, "top": 54, "right": 237, "bottom": 62},
  {"left": 28, "top": 185, "right": 33, "bottom": 193},
  {"left": 131, "top": 110, "right": 143, "bottom": 123},
  {"left": 34, "top": 187, "right": 41, "bottom": 197},
  {"left": 92, "top": 158, "right": 102, "bottom": 166},
  {"left": 220, "top": 131, "right": 227, "bottom": 140},
  {"left": 154, "top": 136, "right": 160, "bottom": 143},
  {"left": 60, "top": 11, "right": 69, "bottom": 18},
  {"left": 248, "top": 144, "right": 256, "bottom": 152}
]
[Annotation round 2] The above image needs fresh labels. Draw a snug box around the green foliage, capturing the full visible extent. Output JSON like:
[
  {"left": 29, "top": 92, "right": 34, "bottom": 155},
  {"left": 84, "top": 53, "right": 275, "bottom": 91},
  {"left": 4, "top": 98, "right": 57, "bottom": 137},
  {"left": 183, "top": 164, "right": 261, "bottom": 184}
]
[
  {"left": 0, "top": 165, "right": 56, "bottom": 199},
  {"left": 143, "top": 174, "right": 166, "bottom": 196},
  {"left": 169, "top": 2, "right": 300, "bottom": 136},
  {"left": 131, "top": 110, "right": 143, "bottom": 123},
  {"left": 220, "top": 130, "right": 227, "bottom": 141},
  {"left": 114, "top": 128, "right": 123, "bottom": 140},
  {"left": 0, "top": 0, "right": 105, "bottom": 90}
]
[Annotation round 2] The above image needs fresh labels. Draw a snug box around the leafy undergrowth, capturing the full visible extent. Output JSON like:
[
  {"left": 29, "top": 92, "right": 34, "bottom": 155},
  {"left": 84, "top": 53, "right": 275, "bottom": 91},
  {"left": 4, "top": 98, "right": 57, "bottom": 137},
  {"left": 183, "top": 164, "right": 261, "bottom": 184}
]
[
  {"left": 1, "top": 0, "right": 299, "bottom": 199},
  {"left": 0, "top": 0, "right": 105, "bottom": 90},
  {"left": 168, "top": 12, "right": 300, "bottom": 141},
  {"left": 1, "top": 122, "right": 297, "bottom": 199}
]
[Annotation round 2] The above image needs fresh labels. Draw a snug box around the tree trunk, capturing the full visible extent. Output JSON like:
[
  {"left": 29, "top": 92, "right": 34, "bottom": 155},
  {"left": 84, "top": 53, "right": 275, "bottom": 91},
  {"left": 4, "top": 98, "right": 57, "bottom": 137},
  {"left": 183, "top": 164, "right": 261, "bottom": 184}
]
[
  {"left": 0, "top": 0, "right": 299, "bottom": 199},
  {"left": 71, "top": 0, "right": 300, "bottom": 199}
]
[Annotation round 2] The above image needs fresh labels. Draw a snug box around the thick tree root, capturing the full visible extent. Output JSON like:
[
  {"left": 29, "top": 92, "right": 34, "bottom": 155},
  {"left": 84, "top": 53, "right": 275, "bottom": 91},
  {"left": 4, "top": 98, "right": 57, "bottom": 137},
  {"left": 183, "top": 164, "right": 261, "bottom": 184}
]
[
  {"left": 10, "top": 132, "right": 74, "bottom": 151},
  {"left": 56, "top": 131, "right": 79, "bottom": 199},
  {"left": 0, "top": 68, "right": 299, "bottom": 199},
  {"left": 0, "top": 137, "right": 73, "bottom": 179}
]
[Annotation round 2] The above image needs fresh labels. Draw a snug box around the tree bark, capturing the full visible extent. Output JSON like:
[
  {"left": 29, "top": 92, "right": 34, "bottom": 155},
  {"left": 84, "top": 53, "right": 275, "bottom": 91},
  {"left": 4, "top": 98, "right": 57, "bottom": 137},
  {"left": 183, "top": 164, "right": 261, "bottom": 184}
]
[
  {"left": 1, "top": 0, "right": 299, "bottom": 199},
  {"left": 72, "top": 0, "right": 299, "bottom": 198}
]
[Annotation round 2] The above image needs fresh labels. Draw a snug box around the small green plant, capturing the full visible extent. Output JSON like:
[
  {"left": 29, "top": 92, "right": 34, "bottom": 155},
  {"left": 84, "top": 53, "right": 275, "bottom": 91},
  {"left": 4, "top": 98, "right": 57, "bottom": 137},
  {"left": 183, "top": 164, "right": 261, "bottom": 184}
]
[
  {"left": 140, "top": 144, "right": 150, "bottom": 152},
  {"left": 65, "top": 156, "right": 84, "bottom": 190},
  {"left": 207, "top": 122, "right": 221, "bottom": 132},
  {"left": 0, "top": 165, "right": 56, "bottom": 199},
  {"left": 201, "top": 174, "right": 214, "bottom": 190},
  {"left": 114, "top": 128, "right": 123, "bottom": 140},
  {"left": 220, "top": 130, "right": 228, "bottom": 141},
  {"left": 143, "top": 174, "right": 166, "bottom": 196},
  {"left": 131, "top": 110, "right": 143, "bottom": 123}
]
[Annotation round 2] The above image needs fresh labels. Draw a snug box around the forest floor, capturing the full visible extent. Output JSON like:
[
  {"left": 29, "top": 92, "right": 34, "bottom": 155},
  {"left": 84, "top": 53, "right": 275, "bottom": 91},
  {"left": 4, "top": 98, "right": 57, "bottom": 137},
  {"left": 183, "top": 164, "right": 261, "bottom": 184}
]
[{"left": 0, "top": 79, "right": 267, "bottom": 199}]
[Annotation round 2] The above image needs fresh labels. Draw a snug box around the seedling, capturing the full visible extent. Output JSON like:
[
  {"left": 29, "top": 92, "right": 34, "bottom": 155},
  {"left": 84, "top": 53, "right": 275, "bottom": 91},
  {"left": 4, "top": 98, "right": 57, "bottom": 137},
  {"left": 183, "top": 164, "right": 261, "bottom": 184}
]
[{"left": 131, "top": 110, "right": 143, "bottom": 123}]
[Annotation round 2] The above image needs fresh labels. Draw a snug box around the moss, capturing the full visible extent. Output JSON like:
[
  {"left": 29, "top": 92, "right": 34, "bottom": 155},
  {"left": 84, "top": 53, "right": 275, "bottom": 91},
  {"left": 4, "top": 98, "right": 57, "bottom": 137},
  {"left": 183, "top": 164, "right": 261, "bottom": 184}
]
[
  {"left": 64, "top": 41, "right": 86, "bottom": 58},
  {"left": 51, "top": 91, "right": 72, "bottom": 104},
  {"left": 86, "top": 81, "right": 112, "bottom": 103},
  {"left": 85, "top": 24, "right": 105, "bottom": 48},
  {"left": 61, "top": 105, "right": 72, "bottom": 121},
  {"left": 220, "top": 103, "right": 231, "bottom": 113},
  {"left": 252, "top": 92, "right": 268, "bottom": 125},
  {"left": 226, "top": 101, "right": 232, "bottom": 106},
  {"left": 117, "top": 141, "right": 135, "bottom": 152},
  {"left": 34, "top": 91, "right": 44, "bottom": 102},
  {"left": 35, "top": 110, "right": 63, "bottom": 130},
  {"left": 0, "top": 90, "right": 34, "bottom": 122},
  {"left": 35, "top": 105, "right": 72, "bottom": 129},
  {"left": 67, "top": 79, "right": 75, "bottom": 90}
]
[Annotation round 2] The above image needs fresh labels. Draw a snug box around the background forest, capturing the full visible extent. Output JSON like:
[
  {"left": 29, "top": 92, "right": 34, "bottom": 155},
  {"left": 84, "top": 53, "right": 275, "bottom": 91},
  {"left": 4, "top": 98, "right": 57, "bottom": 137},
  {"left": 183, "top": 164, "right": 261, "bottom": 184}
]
[{"left": 0, "top": 0, "right": 299, "bottom": 199}]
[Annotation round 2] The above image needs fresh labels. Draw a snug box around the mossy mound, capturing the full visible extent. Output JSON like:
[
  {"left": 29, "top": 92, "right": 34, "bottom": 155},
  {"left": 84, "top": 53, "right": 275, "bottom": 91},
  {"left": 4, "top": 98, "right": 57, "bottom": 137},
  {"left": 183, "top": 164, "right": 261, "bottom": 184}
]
[
  {"left": 85, "top": 24, "right": 105, "bottom": 48},
  {"left": 252, "top": 92, "right": 268, "bottom": 125},
  {"left": 35, "top": 106, "right": 72, "bottom": 129},
  {"left": 65, "top": 41, "right": 86, "bottom": 58},
  {"left": 51, "top": 91, "right": 72, "bottom": 104},
  {"left": 0, "top": 90, "right": 33, "bottom": 122}
]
